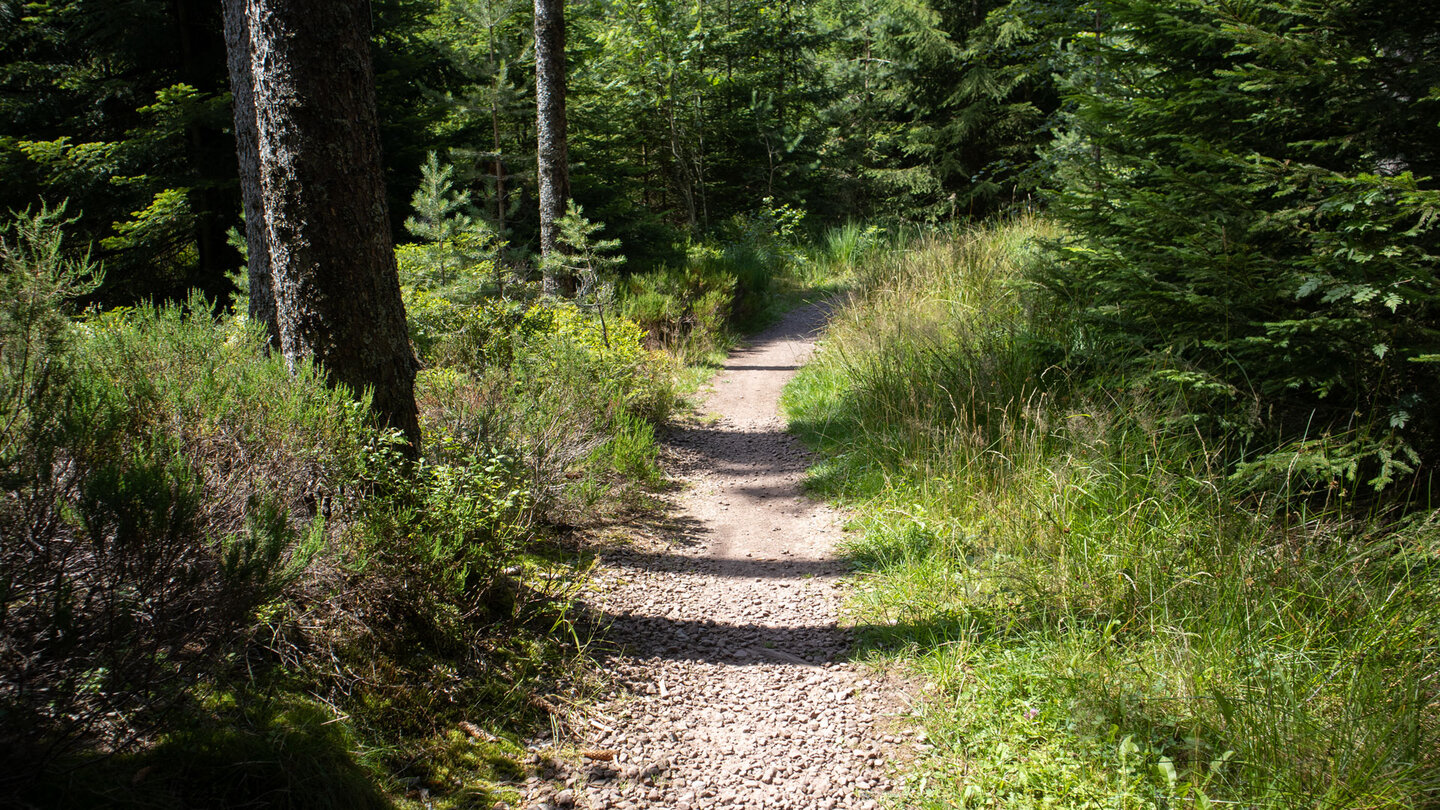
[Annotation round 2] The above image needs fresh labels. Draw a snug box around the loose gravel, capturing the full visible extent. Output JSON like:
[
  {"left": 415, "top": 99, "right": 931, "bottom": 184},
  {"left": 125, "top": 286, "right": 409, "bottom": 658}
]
[{"left": 516, "top": 303, "right": 910, "bottom": 810}]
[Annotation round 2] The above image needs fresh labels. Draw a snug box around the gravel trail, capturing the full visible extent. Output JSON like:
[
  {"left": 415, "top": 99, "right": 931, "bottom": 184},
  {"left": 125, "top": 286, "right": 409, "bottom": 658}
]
[{"left": 519, "top": 303, "right": 909, "bottom": 810}]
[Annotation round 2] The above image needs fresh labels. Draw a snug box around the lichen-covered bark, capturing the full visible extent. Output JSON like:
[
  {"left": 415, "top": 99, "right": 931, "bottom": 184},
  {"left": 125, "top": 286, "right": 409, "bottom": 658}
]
[
  {"left": 245, "top": 0, "right": 421, "bottom": 450},
  {"left": 534, "top": 0, "right": 571, "bottom": 296},
  {"left": 221, "top": 0, "right": 278, "bottom": 346}
]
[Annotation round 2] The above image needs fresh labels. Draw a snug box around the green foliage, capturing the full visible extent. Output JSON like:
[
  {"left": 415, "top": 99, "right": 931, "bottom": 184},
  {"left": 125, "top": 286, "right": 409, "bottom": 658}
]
[
  {"left": 394, "top": 174, "right": 681, "bottom": 525},
  {"left": 398, "top": 152, "right": 517, "bottom": 358},
  {"left": 403, "top": 151, "right": 505, "bottom": 295},
  {"left": 0, "top": 208, "right": 372, "bottom": 773},
  {"left": 702, "top": 198, "right": 808, "bottom": 324},
  {"left": 942, "top": 0, "right": 1089, "bottom": 207},
  {"left": 419, "top": 0, "right": 534, "bottom": 244},
  {"left": 569, "top": 0, "right": 830, "bottom": 236},
  {"left": 401, "top": 275, "right": 678, "bottom": 522},
  {"left": 785, "top": 220, "right": 1440, "bottom": 808},
  {"left": 622, "top": 256, "right": 739, "bottom": 360},
  {"left": 0, "top": 0, "right": 240, "bottom": 302},
  {"left": 0, "top": 202, "right": 103, "bottom": 417},
  {"left": 0, "top": 206, "right": 601, "bottom": 805},
  {"left": 544, "top": 202, "right": 626, "bottom": 346},
  {"left": 1040, "top": 0, "right": 1440, "bottom": 492},
  {"left": 19, "top": 695, "right": 390, "bottom": 810},
  {"left": 522, "top": 301, "right": 676, "bottom": 456},
  {"left": 356, "top": 437, "right": 529, "bottom": 603},
  {"left": 3, "top": 0, "right": 1064, "bottom": 301},
  {"left": 793, "top": 0, "right": 1087, "bottom": 220},
  {"left": 617, "top": 199, "right": 862, "bottom": 363}
]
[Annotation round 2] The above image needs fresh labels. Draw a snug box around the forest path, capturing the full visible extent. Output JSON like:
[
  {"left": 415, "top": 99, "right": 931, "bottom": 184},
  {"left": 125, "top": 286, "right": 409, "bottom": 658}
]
[{"left": 520, "top": 302, "right": 909, "bottom": 810}]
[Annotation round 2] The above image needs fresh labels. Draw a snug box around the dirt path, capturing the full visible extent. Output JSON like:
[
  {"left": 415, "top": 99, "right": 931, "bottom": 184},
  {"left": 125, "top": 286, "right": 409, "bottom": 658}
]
[{"left": 519, "top": 304, "right": 908, "bottom": 810}]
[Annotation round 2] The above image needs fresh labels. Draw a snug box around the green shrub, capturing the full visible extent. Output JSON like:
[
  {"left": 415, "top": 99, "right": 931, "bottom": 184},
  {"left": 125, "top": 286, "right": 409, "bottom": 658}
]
[
  {"left": 619, "top": 200, "right": 857, "bottom": 362},
  {"left": 409, "top": 298, "right": 677, "bottom": 524},
  {"left": 622, "top": 256, "right": 738, "bottom": 361},
  {"left": 0, "top": 207, "right": 372, "bottom": 772},
  {"left": 0, "top": 205, "right": 601, "bottom": 805},
  {"left": 353, "top": 436, "right": 529, "bottom": 605},
  {"left": 528, "top": 302, "right": 673, "bottom": 419}
]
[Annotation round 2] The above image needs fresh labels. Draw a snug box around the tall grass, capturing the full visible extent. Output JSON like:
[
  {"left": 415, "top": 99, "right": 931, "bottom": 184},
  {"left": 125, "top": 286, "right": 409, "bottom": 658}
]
[{"left": 784, "top": 218, "right": 1440, "bottom": 808}]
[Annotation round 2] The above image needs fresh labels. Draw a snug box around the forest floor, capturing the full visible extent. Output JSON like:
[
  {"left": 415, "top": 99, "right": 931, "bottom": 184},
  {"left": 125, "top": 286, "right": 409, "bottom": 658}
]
[{"left": 516, "top": 302, "right": 913, "bottom": 809}]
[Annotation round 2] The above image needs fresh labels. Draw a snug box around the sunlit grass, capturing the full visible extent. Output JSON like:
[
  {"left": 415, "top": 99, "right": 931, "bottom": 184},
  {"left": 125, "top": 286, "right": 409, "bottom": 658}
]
[{"left": 784, "top": 217, "right": 1440, "bottom": 809}]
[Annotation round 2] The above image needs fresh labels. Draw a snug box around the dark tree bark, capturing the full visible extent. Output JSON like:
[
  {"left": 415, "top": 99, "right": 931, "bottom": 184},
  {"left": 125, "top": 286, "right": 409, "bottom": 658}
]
[
  {"left": 534, "top": 0, "right": 571, "bottom": 295},
  {"left": 244, "top": 0, "right": 421, "bottom": 451},
  {"left": 221, "top": 0, "right": 279, "bottom": 346}
]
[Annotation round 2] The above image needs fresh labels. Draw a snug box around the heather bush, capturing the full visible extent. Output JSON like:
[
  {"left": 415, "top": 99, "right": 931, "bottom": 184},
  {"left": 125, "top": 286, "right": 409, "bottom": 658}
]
[{"left": 0, "top": 208, "right": 370, "bottom": 775}]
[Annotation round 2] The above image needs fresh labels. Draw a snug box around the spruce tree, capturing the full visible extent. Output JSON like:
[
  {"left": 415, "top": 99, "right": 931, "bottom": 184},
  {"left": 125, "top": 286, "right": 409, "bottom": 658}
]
[
  {"left": 1042, "top": 0, "right": 1440, "bottom": 488},
  {"left": 404, "top": 151, "right": 504, "bottom": 297}
]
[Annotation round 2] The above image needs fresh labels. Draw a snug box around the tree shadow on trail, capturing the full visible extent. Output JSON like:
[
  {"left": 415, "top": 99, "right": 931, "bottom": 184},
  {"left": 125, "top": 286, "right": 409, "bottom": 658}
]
[
  {"left": 664, "top": 425, "right": 813, "bottom": 474},
  {"left": 603, "top": 550, "right": 848, "bottom": 579},
  {"left": 574, "top": 299, "right": 862, "bottom": 668},
  {"left": 716, "top": 364, "right": 803, "bottom": 372},
  {"left": 738, "top": 299, "right": 837, "bottom": 347},
  {"left": 577, "top": 604, "right": 979, "bottom": 670}
]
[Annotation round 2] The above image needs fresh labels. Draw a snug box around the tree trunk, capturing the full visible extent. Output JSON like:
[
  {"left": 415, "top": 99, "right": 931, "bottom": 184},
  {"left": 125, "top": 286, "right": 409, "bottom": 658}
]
[
  {"left": 694, "top": 0, "right": 709, "bottom": 229},
  {"left": 244, "top": 0, "right": 421, "bottom": 451},
  {"left": 534, "top": 0, "right": 570, "bottom": 295},
  {"left": 221, "top": 0, "right": 279, "bottom": 346}
]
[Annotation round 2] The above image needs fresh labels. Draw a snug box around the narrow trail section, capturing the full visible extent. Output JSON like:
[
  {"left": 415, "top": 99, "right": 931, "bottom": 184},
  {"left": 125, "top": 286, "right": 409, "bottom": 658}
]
[{"left": 520, "top": 304, "right": 907, "bottom": 810}]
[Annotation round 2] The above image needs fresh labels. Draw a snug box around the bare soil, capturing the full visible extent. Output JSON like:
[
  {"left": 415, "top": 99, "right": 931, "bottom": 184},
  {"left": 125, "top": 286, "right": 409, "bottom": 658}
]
[{"left": 518, "top": 303, "right": 909, "bottom": 810}]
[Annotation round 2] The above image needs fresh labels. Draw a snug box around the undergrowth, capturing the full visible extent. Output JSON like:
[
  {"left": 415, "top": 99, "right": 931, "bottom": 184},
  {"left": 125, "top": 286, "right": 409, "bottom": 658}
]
[
  {"left": 0, "top": 187, "right": 860, "bottom": 806},
  {"left": 622, "top": 203, "right": 871, "bottom": 368},
  {"left": 0, "top": 205, "right": 658, "bottom": 808},
  {"left": 784, "top": 217, "right": 1440, "bottom": 809}
]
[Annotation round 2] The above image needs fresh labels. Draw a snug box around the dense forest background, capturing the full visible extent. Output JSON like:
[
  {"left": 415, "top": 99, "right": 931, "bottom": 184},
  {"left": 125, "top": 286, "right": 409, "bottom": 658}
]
[
  {"left": 5, "top": 0, "right": 1436, "bottom": 478},
  {"left": 3, "top": 0, "right": 1438, "bottom": 806},
  {"left": 2, "top": 0, "right": 1071, "bottom": 297}
]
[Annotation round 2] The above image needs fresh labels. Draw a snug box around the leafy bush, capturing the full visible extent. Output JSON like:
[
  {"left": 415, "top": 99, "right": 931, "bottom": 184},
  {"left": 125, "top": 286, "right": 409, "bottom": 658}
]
[
  {"left": 355, "top": 439, "right": 529, "bottom": 605},
  {"left": 1, "top": 205, "right": 601, "bottom": 806},
  {"left": 526, "top": 303, "right": 673, "bottom": 419},
  {"left": 620, "top": 199, "right": 858, "bottom": 362},
  {"left": 623, "top": 253, "right": 739, "bottom": 360},
  {"left": 404, "top": 291, "right": 678, "bottom": 525},
  {"left": 543, "top": 203, "right": 626, "bottom": 342}
]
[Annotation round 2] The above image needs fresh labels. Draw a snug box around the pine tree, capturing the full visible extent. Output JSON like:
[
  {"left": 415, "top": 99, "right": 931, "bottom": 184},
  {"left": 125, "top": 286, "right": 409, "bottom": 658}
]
[
  {"left": 242, "top": 0, "right": 422, "bottom": 451},
  {"left": 534, "top": 0, "right": 571, "bottom": 295},
  {"left": 544, "top": 203, "right": 625, "bottom": 346},
  {"left": 222, "top": 0, "right": 278, "bottom": 344}
]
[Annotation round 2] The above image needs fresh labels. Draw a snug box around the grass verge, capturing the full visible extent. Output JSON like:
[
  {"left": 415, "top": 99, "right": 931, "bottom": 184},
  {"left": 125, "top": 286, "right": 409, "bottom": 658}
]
[{"left": 783, "top": 217, "right": 1440, "bottom": 808}]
